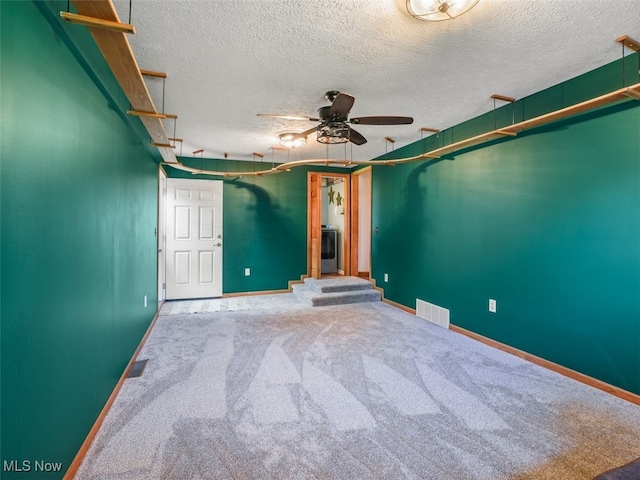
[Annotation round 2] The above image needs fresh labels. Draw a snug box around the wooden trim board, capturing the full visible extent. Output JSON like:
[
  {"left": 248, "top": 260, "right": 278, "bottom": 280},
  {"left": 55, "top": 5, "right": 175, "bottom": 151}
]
[
  {"left": 350, "top": 172, "right": 360, "bottom": 277},
  {"left": 380, "top": 298, "right": 640, "bottom": 406},
  {"left": 306, "top": 172, "right": 352, "bottom": 279},
  {"left": 222, "top": 289, "right": 290, "bottom": 298},
  {"left": 63, "top": 309, "right": 162, "bottom": 479},
  {"left": 449, "top": 325, "right": 640, "bottom": 406}
]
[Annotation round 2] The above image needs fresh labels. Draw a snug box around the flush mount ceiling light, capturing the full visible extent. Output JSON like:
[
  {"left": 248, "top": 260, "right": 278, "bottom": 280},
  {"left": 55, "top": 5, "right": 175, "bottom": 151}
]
[
  {"left": 406, "top": 0, "right": 479, "bottom": 21},
  {"left": 279, "top": 132, "right": 307, "bottom": 148}
]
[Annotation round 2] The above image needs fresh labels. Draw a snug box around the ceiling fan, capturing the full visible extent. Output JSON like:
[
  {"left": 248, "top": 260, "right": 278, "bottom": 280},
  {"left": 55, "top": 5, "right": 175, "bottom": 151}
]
[{"left": 258, "top": 91, "right": 414, "bottom": 146}]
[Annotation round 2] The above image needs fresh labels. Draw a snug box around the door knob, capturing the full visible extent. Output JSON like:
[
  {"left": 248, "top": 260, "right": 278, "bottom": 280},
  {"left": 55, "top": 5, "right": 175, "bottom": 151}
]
[
  {"left": 217, "top": 234, "right": 222, "bottom": 239},
  {"left": 214, "top": 242, "right": 222, "bottom": 247}
]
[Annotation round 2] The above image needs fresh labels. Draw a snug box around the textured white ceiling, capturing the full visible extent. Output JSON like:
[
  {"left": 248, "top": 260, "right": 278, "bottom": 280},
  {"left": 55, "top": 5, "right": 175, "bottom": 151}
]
[{"left": 112, "top": 0, "right": 640, "bottom": 164}]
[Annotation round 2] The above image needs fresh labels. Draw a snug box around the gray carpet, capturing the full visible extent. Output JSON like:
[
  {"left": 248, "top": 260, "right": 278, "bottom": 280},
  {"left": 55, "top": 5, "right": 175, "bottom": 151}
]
[
  {"left": 75, "top": 294, "right": 640, "bottom": 480},
  {"left": 293, "top": 276, "right": 381, "bottom": 306}
]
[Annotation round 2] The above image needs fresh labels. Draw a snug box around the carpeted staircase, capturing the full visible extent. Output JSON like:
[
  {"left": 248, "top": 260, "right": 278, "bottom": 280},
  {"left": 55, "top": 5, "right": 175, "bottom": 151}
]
[{"left": 292, "top": 276, "right": 381, "bottom": 306}]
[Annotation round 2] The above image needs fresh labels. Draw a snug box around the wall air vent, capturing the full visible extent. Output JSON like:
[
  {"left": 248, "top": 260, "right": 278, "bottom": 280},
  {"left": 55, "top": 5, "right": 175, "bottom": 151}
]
[
  {"left": 127, "top": 359, "right": 148, "bottom": 378},
  {"left": 416, "top": 299, "right": 450, "bottom": 329}
]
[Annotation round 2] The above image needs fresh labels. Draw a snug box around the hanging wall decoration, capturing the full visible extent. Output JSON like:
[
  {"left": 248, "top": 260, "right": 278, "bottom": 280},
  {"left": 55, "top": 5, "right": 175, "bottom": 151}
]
[{"left": 328, "top": 186, "right": 335, "bottom": 204}]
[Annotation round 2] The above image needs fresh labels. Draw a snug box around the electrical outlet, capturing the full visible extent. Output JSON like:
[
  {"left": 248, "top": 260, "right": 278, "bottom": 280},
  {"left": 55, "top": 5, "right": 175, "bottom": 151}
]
[
  {"left": 144, "top": 295, "right": 148, "bottom": 308},
  {"left": 245, "top": 268, "right": 251, "bottom": 276},
  {"left": 384, "top": 273, "right": 389, "bottom": 282},
  {"left": 489, "top": 299, "right": 496, "bottom": 313}
]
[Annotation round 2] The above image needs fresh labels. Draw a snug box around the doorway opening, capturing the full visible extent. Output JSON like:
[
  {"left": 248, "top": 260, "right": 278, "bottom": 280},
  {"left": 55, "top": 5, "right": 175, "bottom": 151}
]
[
  {"left": 321, "top": 176, "right": 346, "bottom": 275},
  {"left": 307, "top": 172, "right": 353, "bottom": 279}
]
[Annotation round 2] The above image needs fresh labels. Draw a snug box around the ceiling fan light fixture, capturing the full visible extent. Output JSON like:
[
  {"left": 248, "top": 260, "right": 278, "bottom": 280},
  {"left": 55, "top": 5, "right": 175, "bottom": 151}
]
[
  {"left": 317, "top": 124, "right": 350, "bottom": 144},
  {"left": 279, "top": 132, "right": 307, "bottom": 148},
  {"left": 406, "top": 0, "right": 479, "bottom": 21}
]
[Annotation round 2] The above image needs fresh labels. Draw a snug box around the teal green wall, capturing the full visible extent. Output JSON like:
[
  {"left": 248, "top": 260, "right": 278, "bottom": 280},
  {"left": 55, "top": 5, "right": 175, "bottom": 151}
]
[
  {"left": 2, "top": 5, "right": 636, "bottom": 478},
  {"left": 1, "top": 2, "right": 159, "bottom": 478},
  {"left": 168, "top": 159, "right": 346, "bottom": 293},
  {"left": 371, "top": 57, "right": 640, "bottom": 395}
]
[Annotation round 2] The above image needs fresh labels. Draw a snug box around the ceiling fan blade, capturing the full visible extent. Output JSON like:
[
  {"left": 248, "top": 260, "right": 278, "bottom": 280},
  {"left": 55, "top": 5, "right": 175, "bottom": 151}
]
[
  {"left": 292, "top": 126, "right": 319, "bottom": 141},
  {"left": 329, "top": 92, "right": 355, "bottom": 117},
  {"left": 350, "top": 116, "right": 414, "bottom": 125},
  {"left": 348, "top": 128, "right": 367, "bottom": 145},
  {"left": 257, "top": 113, "right": 319, "bottom": 121}
]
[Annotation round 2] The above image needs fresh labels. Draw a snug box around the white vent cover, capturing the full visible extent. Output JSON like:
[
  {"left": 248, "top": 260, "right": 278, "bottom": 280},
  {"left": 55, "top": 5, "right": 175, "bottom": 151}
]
[{"left": 416, "top": 299, "right": 450, "bottom": 329}]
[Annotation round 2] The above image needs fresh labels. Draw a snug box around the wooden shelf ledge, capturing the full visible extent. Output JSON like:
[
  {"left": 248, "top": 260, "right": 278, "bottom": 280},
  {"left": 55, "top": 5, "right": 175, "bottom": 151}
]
[
  {"left": 165, "top": 80, "right": 640, "bottom": 177},
  {"left": 66, "top": 1, "right": 639, "bottom": 176},
  {"left": 69, "top": 0, "right": 176, "bottom": 163},
  {"left": 617, "top": 35, "right": 640, "bottom": 52},
  {"left": 140, "top": 69, "right": 167, "bottom": 78},
  {"left": 491, "top": 94, "right": 516, "bottom": 103},
  {"left": 60, "top": 11, "right": 135, "bottom": 34}
]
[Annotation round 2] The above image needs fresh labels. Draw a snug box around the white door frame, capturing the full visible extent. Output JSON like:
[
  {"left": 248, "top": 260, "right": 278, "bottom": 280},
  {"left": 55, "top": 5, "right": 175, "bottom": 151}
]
[{"left": 158, "top": 167, "right": 167, "bottom": 304}]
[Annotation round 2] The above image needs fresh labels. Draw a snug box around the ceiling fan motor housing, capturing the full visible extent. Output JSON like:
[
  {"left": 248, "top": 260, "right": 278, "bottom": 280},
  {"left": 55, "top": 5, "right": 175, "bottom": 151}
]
[
  {"left": 325, "top": 90, "right": 340, "bottom": 102},
  {"left": 317, "top": 105, "right": 347, "bottom": 123}
]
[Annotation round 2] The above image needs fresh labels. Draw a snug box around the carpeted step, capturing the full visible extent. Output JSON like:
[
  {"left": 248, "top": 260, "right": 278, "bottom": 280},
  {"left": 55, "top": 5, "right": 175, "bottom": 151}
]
[
  {"left": 303, "top": 276, "right": 374, "bottom": 293},
  {"left": 292, "top": 283, "right": 381, "bottom": 307}
]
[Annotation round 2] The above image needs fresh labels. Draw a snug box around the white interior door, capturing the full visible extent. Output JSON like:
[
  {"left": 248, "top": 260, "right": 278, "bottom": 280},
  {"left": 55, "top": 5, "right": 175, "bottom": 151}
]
[{"left": 166, "top": 178, "right": 223, "bottom": 299}]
